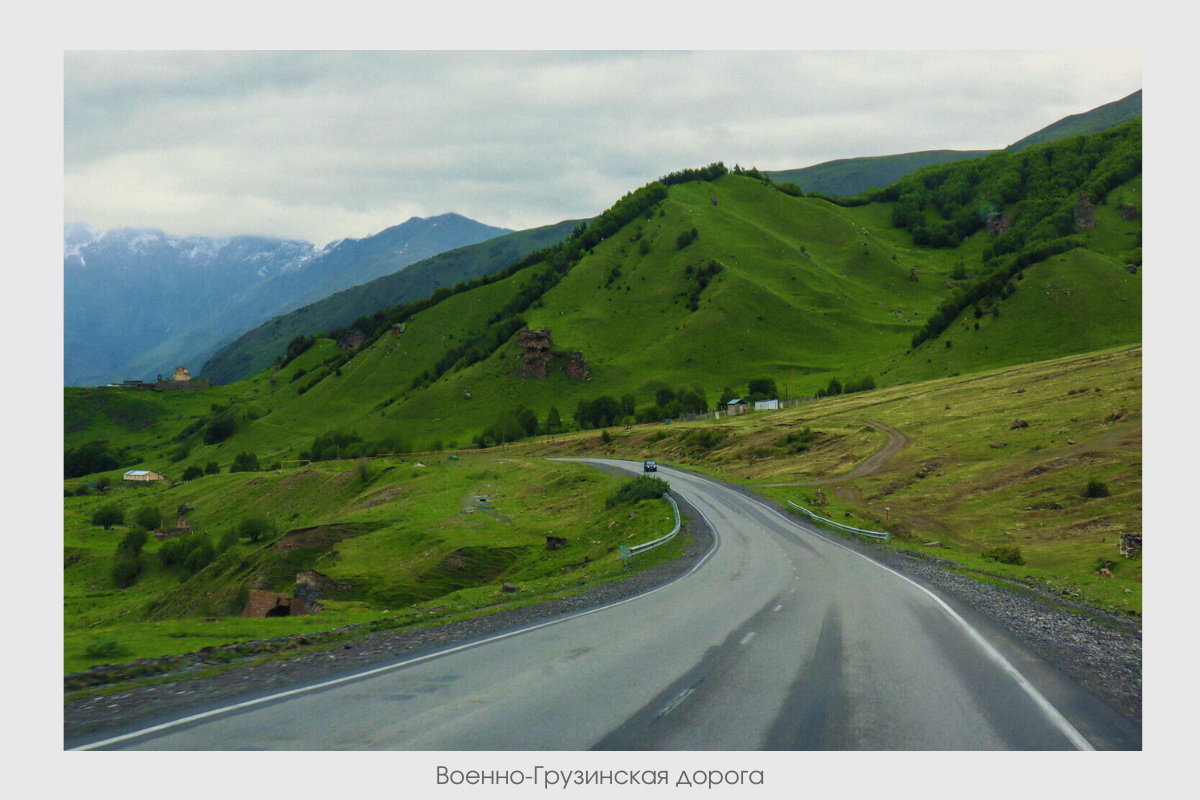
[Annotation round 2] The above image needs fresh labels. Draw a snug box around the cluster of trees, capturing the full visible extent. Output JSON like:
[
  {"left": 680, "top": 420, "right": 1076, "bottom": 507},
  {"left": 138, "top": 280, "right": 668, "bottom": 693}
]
[
  {"left": 181, "top": 462, "right": 220, "bottom": 481},
  {"left": 815, "top": 375, "right": 876, "bottom": 398},
  {"left": 297, "top": 430, "right": 411, "bottom": 462},
  {"left": 682, "top": 260, "right": 722, "bottom": 311},
  {"left": 64, "top": 440, "right": 130, "bottom": 479},
  {"left": 659, "top": 162, "right": 727, "bottom": 186},
  {"left": 474, "top": 405, "right": 564, "bottom": 448},
  {"left": 675, "top": 227, "right": 699, "bottom": 249},
  {"left": 635, "top": 386, "right": 709, "bottom": 424}
]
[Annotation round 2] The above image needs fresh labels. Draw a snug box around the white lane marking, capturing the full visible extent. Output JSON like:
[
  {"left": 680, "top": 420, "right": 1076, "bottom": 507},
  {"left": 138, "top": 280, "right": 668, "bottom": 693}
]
[
  {"left": 739, "top": 631, "right": 757, "bottom": 646},
  {"left": 71, "top": 487, "right": 726, "bottom": 752},
  {"left": 757, "top": 499, "right": 1096, "bottom": 751},
  {"left": 657, "top": 686, "right": 695, "bottom": 717}
]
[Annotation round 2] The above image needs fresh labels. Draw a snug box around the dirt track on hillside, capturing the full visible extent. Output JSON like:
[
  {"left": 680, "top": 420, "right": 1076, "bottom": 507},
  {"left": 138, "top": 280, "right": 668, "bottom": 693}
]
[{"left": 761, "top": 420, "right": 909, "bottom": 487}]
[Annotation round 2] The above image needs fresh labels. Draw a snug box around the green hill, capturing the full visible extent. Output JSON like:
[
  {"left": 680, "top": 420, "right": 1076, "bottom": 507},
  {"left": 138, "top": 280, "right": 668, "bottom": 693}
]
[
  {"left": 66, "top": 121, "right": 1140, "bottom": 479},
  {"left": 202, "top": 218, "right": 583, "bottom": 384},
  {"left": 766, "top": 149, "right": 995, "bottom": 198},
  {"left": 766, "top": 89, "right": 1141, "bottom": 198},
  {"left": 1006, "top": 90, "right": 1142, "bottom": 152},
  {"left": 63, "top": 127, "right": 1144, "bottom": 668}
]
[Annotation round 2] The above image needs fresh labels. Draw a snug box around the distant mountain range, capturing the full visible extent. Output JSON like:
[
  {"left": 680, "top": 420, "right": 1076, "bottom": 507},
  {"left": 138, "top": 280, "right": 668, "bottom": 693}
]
[
  {"left": 64, "top": 214, "right": 511, "bottom": 386},
  {"left": 766, "top": 90, "right": 1142, "bottom": 198}
]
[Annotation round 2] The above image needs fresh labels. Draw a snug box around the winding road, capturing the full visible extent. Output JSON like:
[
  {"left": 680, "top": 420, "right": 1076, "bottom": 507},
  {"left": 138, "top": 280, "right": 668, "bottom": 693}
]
[{"left": 69, "top": 459, "right": 1139, "bottom": 751}]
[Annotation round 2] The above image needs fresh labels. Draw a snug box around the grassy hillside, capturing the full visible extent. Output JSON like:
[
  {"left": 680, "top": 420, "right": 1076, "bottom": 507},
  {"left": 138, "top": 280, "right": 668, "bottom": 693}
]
[
  {"left": 530, "top": 345, "right": 1143, "bottom": 616},
  {"left": 64, "top": 455, "right": 679, "bottom": 673},
  {"left": 766, "top": 149, "right": 995, "bottom": 198},
  {"left": 202, "top": 218, "right": 582, "bottom": 384},
  {"left": 1007, "top": 90, "right": 1141, "bottom": 152},
  {"left": 65, "top": 125, "right": 1142, "bottom": 477}
]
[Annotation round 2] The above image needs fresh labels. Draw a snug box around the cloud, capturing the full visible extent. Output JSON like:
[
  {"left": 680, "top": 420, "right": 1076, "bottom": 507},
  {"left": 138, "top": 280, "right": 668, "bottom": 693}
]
[{"left": 64, "top": 51, "right": 1141, "bottom": 246}]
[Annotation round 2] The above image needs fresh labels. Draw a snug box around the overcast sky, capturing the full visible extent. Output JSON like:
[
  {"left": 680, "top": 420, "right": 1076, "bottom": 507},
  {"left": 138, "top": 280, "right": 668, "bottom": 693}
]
[{"left": 64, "top": 51, "right": 1141, "bottom": 246}]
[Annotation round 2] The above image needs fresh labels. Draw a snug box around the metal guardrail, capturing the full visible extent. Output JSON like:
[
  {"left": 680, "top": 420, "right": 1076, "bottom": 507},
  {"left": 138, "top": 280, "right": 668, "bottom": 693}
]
[
  {"left": 619, "top": 493, "right": 682, "bottom": 564},
  {"left": 787, "top": 500, "right": 890, "bottom": 541}
]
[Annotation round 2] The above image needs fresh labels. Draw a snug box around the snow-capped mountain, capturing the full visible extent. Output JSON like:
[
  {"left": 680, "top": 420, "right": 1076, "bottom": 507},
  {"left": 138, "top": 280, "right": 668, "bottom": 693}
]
[{"left": 64, "top": 214, "right": 510, "bottom": 386}]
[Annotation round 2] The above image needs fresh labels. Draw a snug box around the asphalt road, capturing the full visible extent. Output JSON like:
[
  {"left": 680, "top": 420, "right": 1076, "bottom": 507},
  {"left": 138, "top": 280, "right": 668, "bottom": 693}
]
[{"left": 72, "top": 459, "right": 1135, "bottom": 750}]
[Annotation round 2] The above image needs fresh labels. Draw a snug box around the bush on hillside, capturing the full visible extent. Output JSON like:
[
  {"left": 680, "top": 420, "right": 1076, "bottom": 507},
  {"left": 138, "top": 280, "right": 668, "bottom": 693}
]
[
  {"left": 133, "top": 505, "right": 163, "bottom": 531},
  {"left": 229, "top": 452, "right": 260, "bottom": 473},
  {"left": 110, "top": 552, "right": 143, "bottom": 588},
  {"left": 981, "top": 545, "right": 1025, "bottom": 566},
  {"left": 204, "top": 461, "right": 220, "bottom": 476},
  {"left": 182, "top": 465, "right": 204, "bottom": 481},
  {"left": 605, "top": 475, "right": 671, "bottom": 509},
  {"left": 1085, "top": 478, "right": 1111, "bottom": 498},
  {"left": 92, "top": 503, "right": 124, "bottom": 530},
  {"left": 237, "top": 514, "right": 274, "bottom": 543}
]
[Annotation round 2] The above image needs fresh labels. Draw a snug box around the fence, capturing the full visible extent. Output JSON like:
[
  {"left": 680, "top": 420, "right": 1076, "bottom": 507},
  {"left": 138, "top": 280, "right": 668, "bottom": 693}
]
[
  {"left": 619, "top": 493, "right": 682, "bottom": 564},
  {"left": 786, "top": 500, "right": 890, "bottom": 541}
]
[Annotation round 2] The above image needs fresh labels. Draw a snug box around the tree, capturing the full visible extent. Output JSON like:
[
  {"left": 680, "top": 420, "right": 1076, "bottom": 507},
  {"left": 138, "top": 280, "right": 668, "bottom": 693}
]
[
  {"left": 204, "top": 461, "right": 220, "bottom": 476},
  {"left": 203, "top": 413, "right": 236, "bottom": 445},
  {"left": 620, "top": 394, "right": 636, "bottom": 417},
  {"left": 748, "top": 378, "right": 778, "bottom": 399},
  {"left": 237, "top": 514, "right": 274, "bottom": 543},
  {"left": 133, "top": 505, "right": 163, "bottom": 531},
  {"left": 182, "top": 465, "right": 204, "bottom": 481},
  {"left": 230, "top": 451, "right": 260, "bottom": 473},
  {"left": 544, "top": 407, "right": 562, "bottom": 434},
  {"left": 514, "top": 405, "right": 539, "bottom": 437},
  {"left": 118, "top": 527, "right": 149, "bottom": 556},
  {"left": 92, "top": 503, "right": 124, "bottom": 530}
]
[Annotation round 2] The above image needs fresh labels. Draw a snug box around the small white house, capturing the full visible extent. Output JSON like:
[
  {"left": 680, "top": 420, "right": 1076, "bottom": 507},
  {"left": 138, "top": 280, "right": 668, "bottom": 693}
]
[
  {"left": 124, "top": 469, "right": 165, "bottom": 483},
  {"left": 726, "top": 398, "right": 748, "bottom": 416},
  {"left": 754, "top": 399, "right": 780, "bottom": 411}
]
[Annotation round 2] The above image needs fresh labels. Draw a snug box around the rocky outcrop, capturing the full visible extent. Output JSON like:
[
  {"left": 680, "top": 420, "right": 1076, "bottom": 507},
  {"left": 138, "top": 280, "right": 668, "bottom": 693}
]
[
  {"left": 294, "top": 569, "right": 352, "bottom": 609},
  {"left": 242, "top": 589, "right": 308, "bottom": 618},
  {"left": 986, "top": 212, "right": 1011, "bottom": 235},
  {"left": 518, "top": 329, "right": 588, "bottom": 380},
  {"left": 337, "top": 330, "right": 367, "bottom": 351}
]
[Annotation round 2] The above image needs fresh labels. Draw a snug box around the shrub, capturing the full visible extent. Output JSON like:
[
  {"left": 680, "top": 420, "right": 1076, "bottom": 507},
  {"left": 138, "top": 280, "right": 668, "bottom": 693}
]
[
  {"left": 203, "top": 413, "right": 236, "bottom": 445},
  {"left": 205, "top": 461, "right": 220, "bottom": 475},
  {"left": 118, "top": 527, "right": 149, "bottom": 556},
  {"left": 183, "top": 538, "right": 216, "bottom": 575},
  {"left": 687, "top": 429, "right": 725, "bottom": 451},
  {"left": 1085, "top": 478, "right": 1111, "bottom": 498},
  {"left": 168, "top": 444, "right": 190, "bottom": 463},
  {"left": 238, "top": 514, "right": 274, "bottom": 543},
  {"left": 675, "top": 227, "right": 698, "bottom": 249},
  {"left": 83, "top": 636, "right": 130, "bottom": 660},
  {"left": 356, "top": 459, "right": 372, "bottom": 483},
  {"left": 181, "top": 464, "right": 204, "bottom": 481},
  {"left": 981, "top": 545, "right": 1025, "bottom": 566},
  {"left": 605, "top": 475, "right": 671, "bottom": 509},
  {"left": 601, "top": 429, "right": 613, "bottom": 445},
  {"left": 133, "top": 505, "right": 163, "bottom": 531},
  {"left": 110, "top": 552, "right": 143, "bottom": 588},
  {"left": 92, "top": 503, "right": 124, "bottom": 530},
  {"left": 230, "top": 451, "right": 260, "bottom": 473}
]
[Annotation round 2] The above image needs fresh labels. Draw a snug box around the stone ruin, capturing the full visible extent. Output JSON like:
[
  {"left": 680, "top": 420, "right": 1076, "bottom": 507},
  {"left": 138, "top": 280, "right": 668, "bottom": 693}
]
[
  {"left": 518, "top": 329, "right": 588, "bottom": 381},
  {"left": 986, "top": 212, "right": 1011, "bottom": 236},
  {"left": 1074, "top": 190, "right": 1096, "bottom": 231},
  {"left": 1120, "top": 532, "right": 1142, "bottom": 558}
]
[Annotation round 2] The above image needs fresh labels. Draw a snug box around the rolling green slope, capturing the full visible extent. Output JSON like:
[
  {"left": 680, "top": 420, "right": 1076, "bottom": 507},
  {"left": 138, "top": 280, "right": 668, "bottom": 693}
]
[
  {"left": 1006, "top": 90, "right": 1142, "bottom": 152},
  {"left": 766, "top": 149, "right": 995, "bottom": 198},
  {"left": 65, "top": 123, "right": 1142, "bottom": 479},
  {"left": 202, "top": 219, "right": 583, "bottom": 384}
]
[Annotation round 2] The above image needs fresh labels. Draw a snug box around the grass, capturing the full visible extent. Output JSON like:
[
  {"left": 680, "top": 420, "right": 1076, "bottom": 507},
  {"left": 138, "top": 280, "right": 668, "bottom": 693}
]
[
  {"left": 515, "top": 345, "right": 1142, "bottom": 615},
  {"left": 64, "top": 454, "right": 680, "bottom": 673}
]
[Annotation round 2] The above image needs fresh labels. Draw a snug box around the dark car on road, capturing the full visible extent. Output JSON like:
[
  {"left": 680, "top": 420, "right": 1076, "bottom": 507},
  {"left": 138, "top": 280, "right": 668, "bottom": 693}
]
[{"left": 644, "top": 460, "right": 657, "bottom": 472}]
